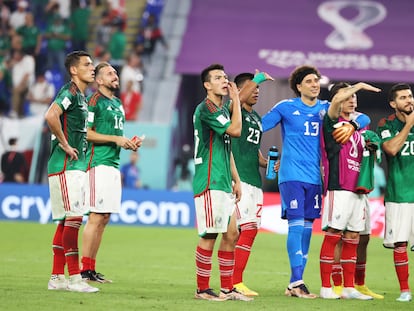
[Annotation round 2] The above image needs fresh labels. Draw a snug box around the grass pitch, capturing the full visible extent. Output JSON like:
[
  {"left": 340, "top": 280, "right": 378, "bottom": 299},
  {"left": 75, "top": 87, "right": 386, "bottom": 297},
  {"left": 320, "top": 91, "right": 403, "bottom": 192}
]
[{"left": 0, "top": 221, "right": 411, "bottom": 310}]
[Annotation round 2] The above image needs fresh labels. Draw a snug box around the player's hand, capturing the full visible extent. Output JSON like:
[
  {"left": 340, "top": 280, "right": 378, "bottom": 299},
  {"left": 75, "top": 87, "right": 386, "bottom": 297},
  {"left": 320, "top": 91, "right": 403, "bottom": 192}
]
[
  {"left": 227, "top": 82, "right": 239, "bottom": 101},
  {"left": 355, "top": 82, "right": 381, "bottom": 93},
  {"left": 403, "top": 105, "right": 414, "bottom": 127},
  {"left": 116, "top": 136, "right": 139, "bottom": 150},
  {"left": 254, "top": 69, "right": 274, "bottom": 82},
  {"left": 274, "top": 159, "right": 280, "bottom": 173},
  {"left": 332, "top": 121, "right": 357, "bottom": 144},
  {"left": 59, "top": 143, "right": 79, "bottom": 161},
  {"left": 232, "top": 180, "right": 242, "bottom": 203},
  {"left": 131, "top": 135, "right": 145, "bottom": 151},
  {"left": 365, "top": 141, "right": 378, "bottom": 152}
]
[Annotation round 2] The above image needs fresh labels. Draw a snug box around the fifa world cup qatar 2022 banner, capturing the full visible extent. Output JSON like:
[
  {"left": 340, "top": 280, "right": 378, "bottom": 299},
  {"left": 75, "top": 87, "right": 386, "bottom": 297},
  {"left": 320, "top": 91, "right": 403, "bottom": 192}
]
[
  {"left": 0, "top": 183, "right": 386, "bottom": 238},
  {"left": 176, "top": 0, "right": 414, "bottom": 83}
]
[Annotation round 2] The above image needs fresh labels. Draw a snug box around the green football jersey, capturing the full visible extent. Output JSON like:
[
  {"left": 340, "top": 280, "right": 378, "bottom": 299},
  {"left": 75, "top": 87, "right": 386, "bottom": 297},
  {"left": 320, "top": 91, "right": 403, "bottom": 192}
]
[
  {"left": 192, "top": 98, "right": 232, "bottom": 195},
  {"left": 47, "top": 82, "right": 88, "bottom": 174},
  {"left": 231, "top": 108, "right": 262, "bottom": 188},
  {"left": 86, "top": 91, "right": 125, "bottom": 169},
  {"left": 377, "top": 114, "right": 414, "bottom": 202}
]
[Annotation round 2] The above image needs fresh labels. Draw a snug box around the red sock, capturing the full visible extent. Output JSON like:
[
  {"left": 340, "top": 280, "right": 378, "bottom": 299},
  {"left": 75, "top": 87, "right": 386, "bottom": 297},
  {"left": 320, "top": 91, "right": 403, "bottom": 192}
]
[
  {"left": 195, "top": 246, "right": 213, "bottom": 291},
  {"left": 355, "top": 261, "right": 366, "bottom": 286},
  {"left": 51, "top": 223, "right": 65, "bottom": 275},
  {"left": 341, "top": 237, "right": 359, "bottom": 288},
  {"left": 62, "top": 218, "right": 82, "bottom": 276},
  {"left": 320, "top": 232, "right": 341, "bottom": 288},
  {"left": 394, "top": 245, "right": 410, "bottom": 292},
  {"left": 332, "top": 264, "right": 343, "bottom": 286},
  {"left": 91, "top": 258, "right": 96, "bottom": 271},
  {"left": 233, "top": 223, "right": 257, "bottom": 284},
  {"left": 218, "top": 250, "right": 234, "bottom": 291},
  {"left": 81, "top": 256, "right": 92, "bottom": 272}
]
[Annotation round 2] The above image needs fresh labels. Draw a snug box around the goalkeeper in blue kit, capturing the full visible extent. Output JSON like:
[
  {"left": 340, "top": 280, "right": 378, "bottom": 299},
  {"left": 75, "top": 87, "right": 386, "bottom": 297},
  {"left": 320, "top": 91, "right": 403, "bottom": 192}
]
[{"left": 261, "top": 65, "right": 370, "bottom": 298}]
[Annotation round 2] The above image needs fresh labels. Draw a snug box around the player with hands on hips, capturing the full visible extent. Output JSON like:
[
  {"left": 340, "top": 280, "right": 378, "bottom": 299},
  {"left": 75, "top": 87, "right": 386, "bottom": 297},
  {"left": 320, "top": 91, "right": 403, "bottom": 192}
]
[{"left": 45, "top": 50, "right": 99, "bottom": 293}]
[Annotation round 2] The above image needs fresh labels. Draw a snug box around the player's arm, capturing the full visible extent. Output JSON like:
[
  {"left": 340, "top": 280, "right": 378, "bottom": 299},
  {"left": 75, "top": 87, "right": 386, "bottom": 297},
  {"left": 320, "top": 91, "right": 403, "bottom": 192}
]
[
  {"left": 238, "top": 71, "right": 273, "bottom": 104},
  {"left": 258, "top": 149, "right": 267, "bottom": 168},
  {"left": 44, "top": 102, "right": 79, "bottom": 160},
  {"left": 230, "top": 151, "right": 241, "bottom": 203},
  {"left": 225, "top": 82, "right": 242, "bottom": 137},
  {"left": 382, "top": 112, "right": 414, "bottom": 156},
  {"left": 261, "top": 101, "right": 283, "bottom": 132},
  {"left": 329, "top": 82, "right": 381, "bottom": 119},
  {"left": 86, "top": 128, "right": 141, "bottom": 150}
]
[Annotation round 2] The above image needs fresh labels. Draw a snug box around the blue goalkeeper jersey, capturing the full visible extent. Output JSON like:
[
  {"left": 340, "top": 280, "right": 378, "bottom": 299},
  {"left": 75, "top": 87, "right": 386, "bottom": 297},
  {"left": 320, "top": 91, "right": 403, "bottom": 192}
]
[{"left": 262, "top": 97, "right": 329, "bottom": 185}]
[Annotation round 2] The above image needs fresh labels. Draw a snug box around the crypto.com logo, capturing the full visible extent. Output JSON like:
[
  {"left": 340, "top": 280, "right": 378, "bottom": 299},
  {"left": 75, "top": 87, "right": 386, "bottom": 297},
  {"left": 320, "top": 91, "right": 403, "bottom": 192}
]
[{"left": 318, "top": 1, "right": 386, "bottom": 50}]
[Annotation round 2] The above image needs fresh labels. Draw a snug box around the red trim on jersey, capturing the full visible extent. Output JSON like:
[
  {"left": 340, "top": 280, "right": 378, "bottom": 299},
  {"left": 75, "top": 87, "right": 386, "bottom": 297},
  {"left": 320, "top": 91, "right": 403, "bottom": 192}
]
[
  {"left": 62, "top": 111, "right": 68, "bottom": 171},
  {"left": 205, "top": 98, "right": 218, "bottom": 113},
  {"left": 89, "top": 167, "right": 95, "bottom": 207},
  {"left": 88, "top": 92, "right": 101, "bottom": 107},
  {"left": 328, "top": 191, "right": 334, "bottom": 222},
  {"left": 69, "top": 81, "right": 79, "bottom": 96},
  {"left": 87, "top": 145, "right": 95, "bottom": 170},
  {"left": 207, "top": 130, "right": 213, "bottom": 188},
  {"left": 235, "top": 203, "right": 241, "bottom": 220},
  {"left": 204, "top": 190, "right": 213, "bottom": 228},
  {"left": 256, "top": 204, "right": 263, "bottom": 219},
  {"left": 59, "top": 173, "right": 70, "bottom": 211}
]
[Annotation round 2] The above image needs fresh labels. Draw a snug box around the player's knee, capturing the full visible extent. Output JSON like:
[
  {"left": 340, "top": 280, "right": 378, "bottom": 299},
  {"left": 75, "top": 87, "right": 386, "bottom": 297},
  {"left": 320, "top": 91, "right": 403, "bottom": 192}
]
[{"left": 202, "top": 233, "right": 218, "bottom": 240}]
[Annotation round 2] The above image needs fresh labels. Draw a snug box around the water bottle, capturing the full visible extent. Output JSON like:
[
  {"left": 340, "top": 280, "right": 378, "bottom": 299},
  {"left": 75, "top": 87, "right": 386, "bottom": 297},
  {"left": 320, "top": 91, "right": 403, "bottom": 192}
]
[{"left": 266, "top": 146, "right": 279, "bottom": 180}]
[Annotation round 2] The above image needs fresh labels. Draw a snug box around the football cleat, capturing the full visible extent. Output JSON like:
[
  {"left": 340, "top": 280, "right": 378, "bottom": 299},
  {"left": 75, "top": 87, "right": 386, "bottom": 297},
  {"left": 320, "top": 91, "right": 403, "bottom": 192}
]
[{"left": 234, "top": 282, "right": 258, "bottom": 296}]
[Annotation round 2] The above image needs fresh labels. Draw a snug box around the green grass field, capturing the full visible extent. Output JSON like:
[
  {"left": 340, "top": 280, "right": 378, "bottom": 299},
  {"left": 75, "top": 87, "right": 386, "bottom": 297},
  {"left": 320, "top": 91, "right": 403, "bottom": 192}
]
[{"left": 0, "top": 221, "right": 411, "bottom": 310}]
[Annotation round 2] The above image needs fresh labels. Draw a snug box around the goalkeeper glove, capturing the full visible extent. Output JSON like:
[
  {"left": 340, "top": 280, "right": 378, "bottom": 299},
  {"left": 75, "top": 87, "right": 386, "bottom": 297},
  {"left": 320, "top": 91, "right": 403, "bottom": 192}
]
[{"left": 332, "top": 120, "right": 358, "bottom": 144}]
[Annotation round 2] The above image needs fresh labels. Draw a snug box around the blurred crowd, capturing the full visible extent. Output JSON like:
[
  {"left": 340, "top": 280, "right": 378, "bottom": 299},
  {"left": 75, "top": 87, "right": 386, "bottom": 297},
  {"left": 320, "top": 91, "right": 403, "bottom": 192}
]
[
  {"left": 0, "top": 0, "right": 167, "bottom": 184},
  {"left": 0, "top": 0, "right": 166, "bottom": 120}
]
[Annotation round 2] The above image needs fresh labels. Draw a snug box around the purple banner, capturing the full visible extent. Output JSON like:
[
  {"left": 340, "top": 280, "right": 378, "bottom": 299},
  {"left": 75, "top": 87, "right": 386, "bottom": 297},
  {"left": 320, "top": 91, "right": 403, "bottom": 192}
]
[{"left": 176, "top": 0, "right": 414, "bottom": 83}]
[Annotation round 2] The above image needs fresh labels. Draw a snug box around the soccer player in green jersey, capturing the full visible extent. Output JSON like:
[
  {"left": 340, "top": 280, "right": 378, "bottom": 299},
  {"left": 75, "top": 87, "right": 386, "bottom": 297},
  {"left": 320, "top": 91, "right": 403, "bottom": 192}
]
[
  {"left": 193, "top": 64, "right": 249, "bottom": 301},
  {"left": 81, "top": 62, "right": 142, "bottom": 283},
  {"left": 231, "top": 72, "right": 272, "bottom": 296},
  {"left": 193, "top": 65, "right": 271, "bottom": 301},
  {"left": 377, "top": 83, "right": 414, "bottom": 303},
  {"left": 45, "top": 50, "right": 98, "bottom": 293}
]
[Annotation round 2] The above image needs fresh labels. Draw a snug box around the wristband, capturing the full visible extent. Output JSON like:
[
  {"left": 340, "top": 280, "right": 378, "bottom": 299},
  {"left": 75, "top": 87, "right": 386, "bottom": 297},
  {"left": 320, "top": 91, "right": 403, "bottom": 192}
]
[
  {"left": 252, "top": 72, "right": 266, "bottom": 84},
  {"left": 350, "top": 120, "right": 359, "bottom": 130}
]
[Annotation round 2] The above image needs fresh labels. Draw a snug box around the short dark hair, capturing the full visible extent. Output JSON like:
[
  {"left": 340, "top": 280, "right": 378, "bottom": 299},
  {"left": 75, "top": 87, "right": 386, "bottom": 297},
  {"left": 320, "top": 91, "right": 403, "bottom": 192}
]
[
  {"left": 388, "top": 83, "right": 412, "bottom": 102},
  {"left": 234, "top": 72, "right": 254, "bottom": 88},
  {"left": 94, "top": 62, "right": 111, "bottom": 78},
  {"left": 329, "top": 82, "right": 351, "bottom": 101},
  {"left": 201, "top": 63, "right": 224, "bottom": 84},
  {"left": 289, "top": 65, "right": 321, "bottom": 97},
  {"left": 64, "top": 50, "right": 91, "bottom": 75}
]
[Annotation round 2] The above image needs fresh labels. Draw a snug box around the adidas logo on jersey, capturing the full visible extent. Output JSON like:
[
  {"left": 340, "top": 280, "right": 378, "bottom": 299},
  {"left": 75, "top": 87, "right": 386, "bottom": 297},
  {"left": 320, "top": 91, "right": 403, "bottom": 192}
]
[{"left": 293, "top": 110, "right": 300, "bottom": 115}]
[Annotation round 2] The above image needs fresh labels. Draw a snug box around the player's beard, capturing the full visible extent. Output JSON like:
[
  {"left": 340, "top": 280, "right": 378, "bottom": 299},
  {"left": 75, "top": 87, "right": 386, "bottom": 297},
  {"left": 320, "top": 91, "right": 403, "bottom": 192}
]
[
  {"left": 398, "top": 104, "right": 414, "bottom": 115},
  {"left": 107, "top": 82, "right": 119, "bottom": 92}
]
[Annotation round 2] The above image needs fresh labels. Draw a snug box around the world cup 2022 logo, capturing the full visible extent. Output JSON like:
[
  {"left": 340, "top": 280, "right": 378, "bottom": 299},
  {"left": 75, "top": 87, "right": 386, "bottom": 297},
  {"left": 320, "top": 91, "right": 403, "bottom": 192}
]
[{"left": 318, "top": 1, "right": 386, "bottom": 50}]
